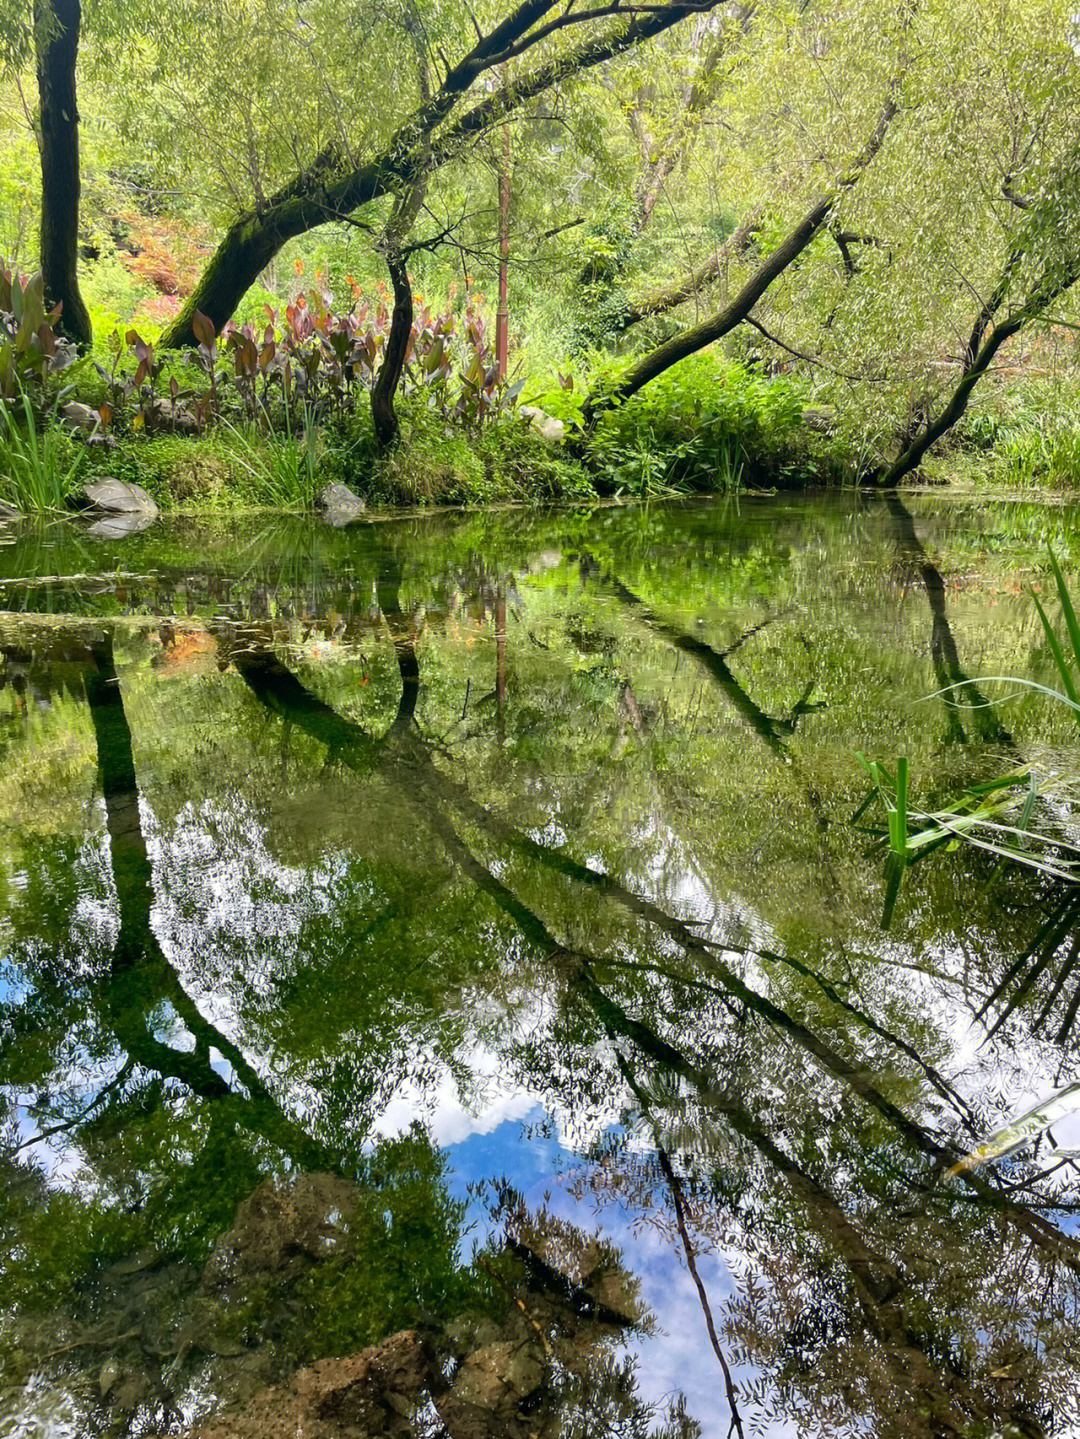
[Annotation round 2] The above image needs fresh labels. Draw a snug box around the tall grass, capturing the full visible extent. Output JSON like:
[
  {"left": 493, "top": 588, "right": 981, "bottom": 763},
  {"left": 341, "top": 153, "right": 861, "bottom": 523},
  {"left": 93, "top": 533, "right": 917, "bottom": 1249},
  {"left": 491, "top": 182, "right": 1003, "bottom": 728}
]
[
  {"left": 221, "top": 402, "right": 322, "bottom": 509},
  {"left": 0, "top": 395, "right": 83, "bottom": 511}
]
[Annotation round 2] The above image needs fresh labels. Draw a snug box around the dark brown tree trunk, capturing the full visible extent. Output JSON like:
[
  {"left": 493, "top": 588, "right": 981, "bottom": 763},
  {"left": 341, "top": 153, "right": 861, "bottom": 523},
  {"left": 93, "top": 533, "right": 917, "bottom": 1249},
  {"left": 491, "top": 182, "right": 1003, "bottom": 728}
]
[
  {"left": 35, "top": 0, "right": 91, "bottom": 348},
  {"left": 372, "top": 251, "right": 414, "bottom": 450},
  {"left": 878, "top": 262, "right": 1080, "bottom": 486},
  {"left": 584, "top": 89, "right": 901, "bottom": 423},
  {"left": 160, "top": 2, "right": 723, "bottom": 348}
]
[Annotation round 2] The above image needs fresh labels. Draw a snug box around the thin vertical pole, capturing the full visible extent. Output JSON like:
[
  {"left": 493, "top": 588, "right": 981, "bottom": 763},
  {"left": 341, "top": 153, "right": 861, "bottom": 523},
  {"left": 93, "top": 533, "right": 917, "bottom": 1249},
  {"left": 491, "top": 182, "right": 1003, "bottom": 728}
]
[{"left": 496, "top": 117, "right": 511, "bottom": 380}]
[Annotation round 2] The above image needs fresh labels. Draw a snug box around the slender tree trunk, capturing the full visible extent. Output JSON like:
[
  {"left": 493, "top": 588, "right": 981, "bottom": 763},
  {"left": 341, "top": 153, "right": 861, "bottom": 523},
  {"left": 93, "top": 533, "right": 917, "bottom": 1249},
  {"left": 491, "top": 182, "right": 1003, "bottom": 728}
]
[
  {"left": 612, "top": 206, "right": 762, "bottom": 337},
  {"left": 496, "top": 121, "right": 511, "bottom": 380},
  {"left": 34, "top": 0, "right": 91, "bottom": 348},
  {"left": 585, "top": 88, "right": 901, "bottom": 423},
  {"left": 628, "top": 10, "right": 743, "bottom": 238},
  {"left": 159, "top": 2, "right": 724, "bottom": 348},
  {"left": 372, "top": 251, "right": 414, "bottom": 450},
  {"left": 371, "top": 172, "right": 427, "bottom": 451},
  {"left": 879, "top": 262, "right": 1080, "bottom": 486}
]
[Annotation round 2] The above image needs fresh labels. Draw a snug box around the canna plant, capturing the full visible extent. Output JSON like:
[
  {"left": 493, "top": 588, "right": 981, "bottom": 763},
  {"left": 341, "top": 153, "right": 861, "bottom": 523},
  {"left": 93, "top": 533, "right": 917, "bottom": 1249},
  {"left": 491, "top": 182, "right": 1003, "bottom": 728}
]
[
  {"left": 0, "top": 262, "right": 77, "bottom": 406},
  {"left": 94, "top": 287, "right": 524, "bottom": 439}
]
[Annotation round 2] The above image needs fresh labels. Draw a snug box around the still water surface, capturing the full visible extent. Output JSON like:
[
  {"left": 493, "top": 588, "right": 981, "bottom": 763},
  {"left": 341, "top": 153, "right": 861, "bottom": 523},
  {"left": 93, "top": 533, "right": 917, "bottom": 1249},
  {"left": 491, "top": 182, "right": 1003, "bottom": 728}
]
[{"left": 1, "top": 493, "right": 1080, "bottom": 1439}]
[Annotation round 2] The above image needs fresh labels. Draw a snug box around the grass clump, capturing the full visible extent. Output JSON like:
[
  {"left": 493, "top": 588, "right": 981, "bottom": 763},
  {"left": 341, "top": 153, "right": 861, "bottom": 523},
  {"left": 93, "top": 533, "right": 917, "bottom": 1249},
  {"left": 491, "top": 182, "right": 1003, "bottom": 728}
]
[
  {"left": 0, "top": 395, "right": 85, "bottom": 511},
  {"left": 950, "top": 373, "right": 1080, "bottom": 489}
]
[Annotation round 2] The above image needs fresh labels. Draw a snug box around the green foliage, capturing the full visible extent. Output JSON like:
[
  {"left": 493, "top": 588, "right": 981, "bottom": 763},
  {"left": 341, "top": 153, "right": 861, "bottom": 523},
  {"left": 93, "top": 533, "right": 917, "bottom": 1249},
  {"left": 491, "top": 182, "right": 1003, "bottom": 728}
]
[
  {"left": 583, "top": 355, "right": 812, "bottom": 495},
  {"left": 288, "top": 1132, "right": 473, "bottom": 1360},
  {"left": 220, "top": 403, "right": 324, "bottom": 510},
  {"left": 953, "top": 373, "right": 1080, "bottom": 488},
  {"left": 0, "top": 393, "right": 84, "bottom": 510}
]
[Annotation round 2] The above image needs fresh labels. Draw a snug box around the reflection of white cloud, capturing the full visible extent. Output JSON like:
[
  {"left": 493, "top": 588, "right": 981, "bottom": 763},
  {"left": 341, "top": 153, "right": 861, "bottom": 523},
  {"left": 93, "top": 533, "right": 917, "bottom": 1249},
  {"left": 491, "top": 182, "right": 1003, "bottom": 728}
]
[
  {"left": 535, "top": 1169, "right": 800, "bottom": 1439},
  {"left": 373, "top": 1048, "right": 538, "bottom": 1147}
]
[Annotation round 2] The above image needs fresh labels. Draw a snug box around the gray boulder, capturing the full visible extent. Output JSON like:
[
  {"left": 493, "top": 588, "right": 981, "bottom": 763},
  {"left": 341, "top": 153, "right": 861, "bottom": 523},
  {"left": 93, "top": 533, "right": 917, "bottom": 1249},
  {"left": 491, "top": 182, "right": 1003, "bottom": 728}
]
[
  {"left": 73, "top": 478, "right": 159, "bottom": 517},
  {"left": 315, "top": 482, "right": 367, "bottom": 525},
  {"left": 61, "top": 401, "right": 104, "bottom": 434}
]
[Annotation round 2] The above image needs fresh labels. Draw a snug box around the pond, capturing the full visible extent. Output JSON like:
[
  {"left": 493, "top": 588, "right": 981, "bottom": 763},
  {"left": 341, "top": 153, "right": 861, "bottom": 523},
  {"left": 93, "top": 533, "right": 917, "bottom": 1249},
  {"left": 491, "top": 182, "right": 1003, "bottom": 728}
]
[{"left": 1, "top": 492, "right": 1079, "bottom": 1439}]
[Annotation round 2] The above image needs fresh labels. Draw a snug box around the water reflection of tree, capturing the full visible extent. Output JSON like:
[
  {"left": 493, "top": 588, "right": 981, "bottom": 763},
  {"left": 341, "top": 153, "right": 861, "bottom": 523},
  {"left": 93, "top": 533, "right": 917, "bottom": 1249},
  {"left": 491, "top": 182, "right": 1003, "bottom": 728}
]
[
  {"left": 2, "top": 512, "right": 1080, "bottom": 1437},
  {"left": 224, "top": 584, "right": 1077, "bottom": 1438}
]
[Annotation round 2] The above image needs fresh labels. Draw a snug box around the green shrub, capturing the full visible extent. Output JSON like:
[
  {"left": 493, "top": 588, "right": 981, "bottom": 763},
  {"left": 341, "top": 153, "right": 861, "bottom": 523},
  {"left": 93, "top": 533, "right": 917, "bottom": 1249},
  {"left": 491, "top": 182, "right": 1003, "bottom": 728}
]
[{"left": 582, "top": 354, "right": 814, "bottom": 495}]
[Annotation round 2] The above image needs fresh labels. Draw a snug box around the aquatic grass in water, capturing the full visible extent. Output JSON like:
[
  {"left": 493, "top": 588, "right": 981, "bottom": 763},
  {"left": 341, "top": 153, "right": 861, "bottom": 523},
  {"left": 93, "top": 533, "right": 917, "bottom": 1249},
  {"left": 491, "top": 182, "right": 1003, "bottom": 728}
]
[
  {"left": 859, "top": 546, "right": 1080, "bottom": 923},
  {"left": 853, "top": 758, "right": 1079, "bottom": 926},
  {"left": 1032, "top": 544, "right": 1080, "bottom": 729}
]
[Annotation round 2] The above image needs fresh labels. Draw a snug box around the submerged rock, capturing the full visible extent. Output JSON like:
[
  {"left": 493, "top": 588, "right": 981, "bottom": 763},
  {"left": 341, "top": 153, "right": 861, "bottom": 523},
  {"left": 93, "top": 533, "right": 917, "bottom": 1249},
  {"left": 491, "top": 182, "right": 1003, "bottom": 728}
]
[
  {"left": 71, "top": 479, "right": 159, "bottom": 517},
  {"left": 187, "top": 1329, "right": 435, "bottom": 1439},
  {"left": 315, "top": 483, "right": 367, "bottom": 525},
  {"left": 203, "top": 1172, "right": 362, "bottom": 1290}
]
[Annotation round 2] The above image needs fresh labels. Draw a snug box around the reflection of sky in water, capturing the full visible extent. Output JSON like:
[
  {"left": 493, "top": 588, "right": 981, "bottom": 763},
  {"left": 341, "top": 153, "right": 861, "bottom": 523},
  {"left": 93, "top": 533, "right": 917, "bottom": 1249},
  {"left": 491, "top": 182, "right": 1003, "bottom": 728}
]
[
  {"left": 5, "top": 497, "right": 1080, "bottom": 1437},
  {"left": 445, "top": 1114, "right": 786, "bottom": 1439}
]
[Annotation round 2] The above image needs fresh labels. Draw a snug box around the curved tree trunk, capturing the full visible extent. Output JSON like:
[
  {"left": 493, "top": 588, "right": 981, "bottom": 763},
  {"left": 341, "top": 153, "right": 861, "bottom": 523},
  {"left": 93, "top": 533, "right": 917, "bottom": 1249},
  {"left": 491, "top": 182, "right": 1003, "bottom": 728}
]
[
  {"left": 159, "top": 2, "right": 725, "bottom": 349},
  {"left": 878, "top": 262, "right": 1080, "bottom": 486},
  {"left": 35, "top": 0, "right": 91, "bottom": 348},
  {"left": 584, "top": 88, "right": 902, "bottom": 423},
  {"left": 371, "top": 170, "right": 428, "bottom": 451},
  {"left": 372, "top": 251, "right": 414, "bottom": 450}
]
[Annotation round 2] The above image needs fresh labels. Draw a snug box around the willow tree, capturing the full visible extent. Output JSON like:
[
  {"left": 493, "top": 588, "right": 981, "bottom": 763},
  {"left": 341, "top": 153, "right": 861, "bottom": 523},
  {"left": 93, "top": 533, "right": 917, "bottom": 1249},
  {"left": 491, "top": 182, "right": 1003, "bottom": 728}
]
[
  {"left": 584, "top": 78, "right": 906, "bottom": 419},
  {"left": 641, "top": 0, "right": 1080, "bottom": 483},
  {"left": 156, "top": 0, "right": 735, "bottom": 349}
]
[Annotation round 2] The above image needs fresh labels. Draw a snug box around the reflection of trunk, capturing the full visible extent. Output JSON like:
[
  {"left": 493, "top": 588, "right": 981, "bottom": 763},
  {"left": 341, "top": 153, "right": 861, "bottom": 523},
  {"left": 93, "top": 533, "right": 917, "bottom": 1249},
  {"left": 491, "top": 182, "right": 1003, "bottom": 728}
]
[
  {"left": 35, "top": 0, "right": 92, "bottom": 347},
  {"left": 885, "top": 495, "right": 1012, "bottom": 746},
  {"left": 593, "top": 564, "right": 797, "bottom": 755},
  {"left": 378, "top": 565, "right": 420, "bottom": 729},
  {"left": 607, "top": 1025, "right": 1046, "bottom": 1439},
  {"left": 496, "top": 582, "right": 507, "bottom": 747},
  {"left": 232, "top": 641, "right": 1080, "bottom": 1280},
  {"left": 84, "top": 635, "right": 327, "bottom": 1167}
]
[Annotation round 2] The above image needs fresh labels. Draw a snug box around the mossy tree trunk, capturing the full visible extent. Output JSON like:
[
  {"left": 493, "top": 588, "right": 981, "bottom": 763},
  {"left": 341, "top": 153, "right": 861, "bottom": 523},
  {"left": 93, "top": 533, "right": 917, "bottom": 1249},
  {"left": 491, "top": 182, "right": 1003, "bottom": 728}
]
[
  {"left": 35, "top": 0, "right": 91, "bottom": 348},
  {"left": 159, "top": 2, "right": 722, "bottom": 349}
]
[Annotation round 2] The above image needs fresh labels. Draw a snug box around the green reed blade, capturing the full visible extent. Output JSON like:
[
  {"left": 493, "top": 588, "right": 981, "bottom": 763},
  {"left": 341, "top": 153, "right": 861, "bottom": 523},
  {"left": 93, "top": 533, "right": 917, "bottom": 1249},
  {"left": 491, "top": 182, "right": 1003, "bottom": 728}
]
[{"left": 1049, "top": 545, "right": 1080, "bottom": 682}]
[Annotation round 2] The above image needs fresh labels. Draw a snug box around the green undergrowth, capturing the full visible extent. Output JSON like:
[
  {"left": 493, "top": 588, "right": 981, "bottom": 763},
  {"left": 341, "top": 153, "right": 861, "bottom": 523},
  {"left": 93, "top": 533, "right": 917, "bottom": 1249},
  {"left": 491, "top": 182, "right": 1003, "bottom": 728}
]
[
  {"left": 937, "top": 372, "right": 1080, "bottom": 490},
  {"left": 532, "top": 352, "right": 840, "bottom": 494},
  {"left": 23, "top": 348, "right": 1080, "bottom": 514},
  {"left": 63, "top": 353, "right": 833, "bottom": 512}
]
